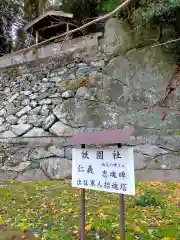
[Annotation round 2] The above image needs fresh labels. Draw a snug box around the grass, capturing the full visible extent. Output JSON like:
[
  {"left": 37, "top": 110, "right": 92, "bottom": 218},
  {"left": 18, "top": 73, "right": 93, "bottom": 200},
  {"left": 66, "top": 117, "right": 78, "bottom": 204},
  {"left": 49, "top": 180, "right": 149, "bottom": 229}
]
[{"left": 0, "top": 181, "right": 179, "bottom": 239}]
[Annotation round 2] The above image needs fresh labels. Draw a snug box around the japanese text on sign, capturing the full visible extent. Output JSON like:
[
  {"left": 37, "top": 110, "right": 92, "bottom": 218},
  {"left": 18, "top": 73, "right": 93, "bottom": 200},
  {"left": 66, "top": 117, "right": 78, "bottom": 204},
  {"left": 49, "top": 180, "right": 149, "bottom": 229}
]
[{"left": 72, "top": 147, "right": 135, "bottom": 195}]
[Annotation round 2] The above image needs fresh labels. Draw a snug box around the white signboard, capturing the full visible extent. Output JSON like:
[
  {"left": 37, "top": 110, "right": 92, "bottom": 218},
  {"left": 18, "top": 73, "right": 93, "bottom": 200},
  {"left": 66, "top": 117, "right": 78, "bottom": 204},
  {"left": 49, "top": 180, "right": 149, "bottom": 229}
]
[{"left": 72, "top": 147, "right": 135, "bottom": 196}]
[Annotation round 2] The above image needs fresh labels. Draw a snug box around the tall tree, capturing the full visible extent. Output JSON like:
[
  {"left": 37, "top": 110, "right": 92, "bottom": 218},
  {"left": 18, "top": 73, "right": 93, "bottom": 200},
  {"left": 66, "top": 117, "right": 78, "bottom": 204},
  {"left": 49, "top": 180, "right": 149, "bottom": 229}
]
[
  {"left": 23, "top": 0, "right": 49, "bottom": 21},
  {"left": 0, "top": 0, "right": 21, "bottom": 56},
  {"left": 60, "top": 0, "right": 101, "bottom": 34},
  {"left": 61, "top": 0, "right": 100, "bottom": 23}
]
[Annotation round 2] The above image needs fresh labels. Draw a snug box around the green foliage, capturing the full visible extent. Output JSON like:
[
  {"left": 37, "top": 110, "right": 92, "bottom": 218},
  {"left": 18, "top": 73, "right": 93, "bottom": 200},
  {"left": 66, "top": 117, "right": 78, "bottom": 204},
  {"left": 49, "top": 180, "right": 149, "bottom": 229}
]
[
  {"left": 100, "top": 0, "right": 180, "bottom": 26},
  {"left": 131, "top": 0, "right": 180, "bottom": 63},
  {"left": 61, "top": 0, "right": 102, "bottom": 34},
  {"left": 61, "top": 0, "right": 100, "bottom": 23},
  {"left": 132, "top": 0, "right": 180, "bottom": 25},
  {"left": 135, "top": 191, "right": 161, "bottom": 207},
  {"left": 100, "top": 0, "right": 120, "bottom": 13}
]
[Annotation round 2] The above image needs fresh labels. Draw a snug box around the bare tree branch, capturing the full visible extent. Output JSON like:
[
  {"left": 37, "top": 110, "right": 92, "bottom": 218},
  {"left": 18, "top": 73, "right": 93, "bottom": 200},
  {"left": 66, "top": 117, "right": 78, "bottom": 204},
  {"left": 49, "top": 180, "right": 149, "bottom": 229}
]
[{"left": 152, "top": 37, "right": 180, "bottom": 48}]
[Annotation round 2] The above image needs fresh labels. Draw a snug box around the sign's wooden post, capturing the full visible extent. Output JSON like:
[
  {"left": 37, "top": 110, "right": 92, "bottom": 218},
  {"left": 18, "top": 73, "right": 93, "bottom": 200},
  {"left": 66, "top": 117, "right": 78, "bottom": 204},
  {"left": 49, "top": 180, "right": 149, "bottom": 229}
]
[
  {"left": 120, "top": 194, "right": 125, "bottom": 240},
  {"left": 70, "top": 127, "right": 135, "bottom": 240},
  {"left": 118, "top": 143, "right": 125, "bottom": 240},
  {"left": 80, "top": 144, "right": 86, "bottom": 240}
]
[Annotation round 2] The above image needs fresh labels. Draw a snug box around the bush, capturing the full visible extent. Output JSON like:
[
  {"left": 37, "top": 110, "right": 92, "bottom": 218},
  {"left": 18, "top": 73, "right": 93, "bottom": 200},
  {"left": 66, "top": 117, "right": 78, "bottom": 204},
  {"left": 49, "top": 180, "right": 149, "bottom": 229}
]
[{"left": 135, "top": 191, "right": 161, "bottom": 207}]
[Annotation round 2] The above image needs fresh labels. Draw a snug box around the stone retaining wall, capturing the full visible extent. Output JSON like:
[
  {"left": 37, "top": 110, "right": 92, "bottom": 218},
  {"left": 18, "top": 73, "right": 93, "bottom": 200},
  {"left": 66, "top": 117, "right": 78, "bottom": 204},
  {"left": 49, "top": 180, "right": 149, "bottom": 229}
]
[{"left": 0, "top": 18, "right": 179, "bottom": 182}]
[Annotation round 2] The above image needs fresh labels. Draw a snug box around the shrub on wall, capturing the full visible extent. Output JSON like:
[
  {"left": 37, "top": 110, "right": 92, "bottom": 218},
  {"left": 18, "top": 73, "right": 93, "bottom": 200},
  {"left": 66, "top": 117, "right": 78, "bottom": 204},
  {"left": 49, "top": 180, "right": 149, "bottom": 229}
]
[
  {"left": 100, "top": 0, "right": 180, "bottom": 64},
  {"left": 130, "top": 0, "right": 180, "bottom": 64},
  {"left": 100, "top": 0, "right": 180, "bottom": 26}
]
